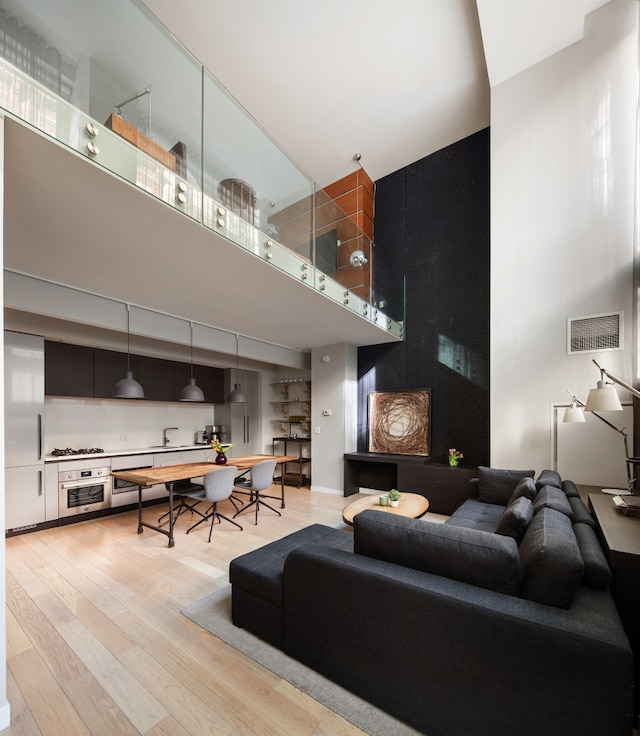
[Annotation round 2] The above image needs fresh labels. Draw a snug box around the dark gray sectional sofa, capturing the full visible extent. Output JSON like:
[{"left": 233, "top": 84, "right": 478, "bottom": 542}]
[{"left": 229, "top": 467, "right": 634, "bottom": 736}]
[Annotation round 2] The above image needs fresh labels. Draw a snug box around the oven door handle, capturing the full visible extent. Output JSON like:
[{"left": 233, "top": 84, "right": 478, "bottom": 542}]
[{"left": 60, "top": 478, "right": 110, "bottom": 490}]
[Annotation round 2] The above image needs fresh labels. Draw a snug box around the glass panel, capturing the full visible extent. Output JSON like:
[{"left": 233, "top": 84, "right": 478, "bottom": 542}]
[
  {"left": 0, "top": 0, "right": 202, "bottom": 217},
  {"left": 0, "top": 0, "right": 404, "bottom": 338},
  {"left": 202, "top": 68, "right": 314, "bottom": 264}
]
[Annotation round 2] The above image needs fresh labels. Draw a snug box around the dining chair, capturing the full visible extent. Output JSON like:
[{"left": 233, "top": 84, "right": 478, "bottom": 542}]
[
  {"left": 186, "top": 466, "right": 242, "bottom": 541},
  {"left": 157, "top": 478, "right": 206, "bottom": 527},
  {"left": 233, "top": 458, "right": 278, "bottom": 525}
]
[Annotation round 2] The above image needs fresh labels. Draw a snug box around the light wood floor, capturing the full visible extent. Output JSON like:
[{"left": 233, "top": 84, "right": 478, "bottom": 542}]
[
  {"left": 5, "top": 487, "right": 447, "bottom": 736},
  {"left": 5, "top": 489, "right": 636, "bottom": 736}
]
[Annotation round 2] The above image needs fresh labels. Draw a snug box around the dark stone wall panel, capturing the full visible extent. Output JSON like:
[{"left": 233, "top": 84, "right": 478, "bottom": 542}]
[{"left": 359, "top": 129, "right": 490, "bottom": 467}]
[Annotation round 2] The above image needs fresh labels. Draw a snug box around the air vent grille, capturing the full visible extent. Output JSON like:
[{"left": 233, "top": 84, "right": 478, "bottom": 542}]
[{"left": 567, "top": 312, "right": 622, "bottom": 354}]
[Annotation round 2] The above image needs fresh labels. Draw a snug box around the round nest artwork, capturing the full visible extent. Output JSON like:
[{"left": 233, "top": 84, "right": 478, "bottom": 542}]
[{"left": 368, "top": 390, "right": 430, "bottom": 456}]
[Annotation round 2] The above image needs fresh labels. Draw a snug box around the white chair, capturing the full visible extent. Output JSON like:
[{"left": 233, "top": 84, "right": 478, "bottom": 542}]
[
  {"left": 233, "top": 458, "right": 278, "bottom": 525},
  {"left": 186, "top": 466, "right": 242, "bottom": 541}
]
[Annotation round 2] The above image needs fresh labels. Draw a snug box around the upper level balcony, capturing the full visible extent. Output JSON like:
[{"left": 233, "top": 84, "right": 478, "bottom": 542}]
[{"left": 0, "top": 0, "right": 404, "bottom": 350}]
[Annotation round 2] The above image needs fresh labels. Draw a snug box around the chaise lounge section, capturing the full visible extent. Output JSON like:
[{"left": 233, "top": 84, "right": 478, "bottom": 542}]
[{"left": 229, "top": 468, "right": 634, "bottom": 736}]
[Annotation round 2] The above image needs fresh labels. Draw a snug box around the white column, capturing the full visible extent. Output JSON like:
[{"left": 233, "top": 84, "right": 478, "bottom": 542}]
[
  {"left": 310, "top": 344, "right": 357, "bottom": 494},
  {"left": 0, "top": 112, "right": 12, "bottom": 730}
]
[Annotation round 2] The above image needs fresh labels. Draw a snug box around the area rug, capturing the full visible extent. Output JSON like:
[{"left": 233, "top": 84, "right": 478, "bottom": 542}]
[{"left": 181, "top": 586, "right": 422, "bottom": 736}]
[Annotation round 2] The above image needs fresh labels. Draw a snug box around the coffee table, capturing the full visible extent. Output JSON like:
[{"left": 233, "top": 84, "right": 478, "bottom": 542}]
[{"left": 342, "top": 492, "right": 429, "bottom": 526}]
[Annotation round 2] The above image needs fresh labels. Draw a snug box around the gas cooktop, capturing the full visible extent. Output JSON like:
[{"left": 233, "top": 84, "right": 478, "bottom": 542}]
[{"left": 51, "top": 447, "right": 105, "bottom": 456}]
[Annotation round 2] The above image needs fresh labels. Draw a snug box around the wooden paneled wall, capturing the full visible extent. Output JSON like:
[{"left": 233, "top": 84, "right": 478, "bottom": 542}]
[{"left": 267, "top": 168, "right": 375, "bottom": 301}]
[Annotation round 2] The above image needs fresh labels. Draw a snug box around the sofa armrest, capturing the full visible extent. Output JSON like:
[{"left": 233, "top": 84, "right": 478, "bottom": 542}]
[{"left": 283, "top": 544, "right": 633, "bottom": 736}]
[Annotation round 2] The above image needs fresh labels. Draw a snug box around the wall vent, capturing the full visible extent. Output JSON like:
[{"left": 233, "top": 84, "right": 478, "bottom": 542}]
[{"left": 567, "top": 312, "right": 623, "bottom": 354}]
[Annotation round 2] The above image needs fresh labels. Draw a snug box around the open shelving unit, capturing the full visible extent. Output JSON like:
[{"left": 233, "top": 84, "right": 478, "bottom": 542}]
[{"left": 270, "top": 379, "right": 311, "bottom": 487}]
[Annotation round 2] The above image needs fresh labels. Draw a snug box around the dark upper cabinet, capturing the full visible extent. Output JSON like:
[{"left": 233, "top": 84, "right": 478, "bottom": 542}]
[
  {"left": 204, "top": 366, "right": 225, "bottom": 404},
  {"left": 94, "top": 348, "right": 139, "bottom": 398},
  {"left": 174, "top": 362, "right": 224, "bottom": 403},
  {"left": 45, "top": 341, "right": 94, "bottom": 397},
  {"left": 46, "top": 341, "right": 225, "bottom": 403},
  {"left": 137, "top": 355, "right": 174, "bottom": 401}
]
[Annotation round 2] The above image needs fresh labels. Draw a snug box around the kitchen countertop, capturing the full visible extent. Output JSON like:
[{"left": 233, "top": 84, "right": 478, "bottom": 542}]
[{"left": 45, "top": 444, "right": 212, "bottom": 462}]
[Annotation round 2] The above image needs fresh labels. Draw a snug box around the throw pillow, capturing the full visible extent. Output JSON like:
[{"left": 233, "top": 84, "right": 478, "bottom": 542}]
[
  {"left": 507, "top": 476, "right": 537, "bottom": 505},
  {"left": 568, "top": 496, "right": 595, "bottom": 527},
  {"left": 354, "top": 510, "right": 520, "bottom": 596},
  {"left": 535, "top": 469, "right": 562, "bottom": 490},
  {"left": 573, "top": 521, "right": 612, "bottom": 589},
  {"left": 478, "top": 466, "right": 536, "bottom": 506},
  {"left": 562, "top": 480, "right": 581, "bottom": 498},
  {"left": 532, "top": 486, "right": 573, "bottom": 518},
  {"left": 519, "top": 507, "right": 584, "bottom": 609},
  {"left": 495, "top": 496, "right": 534, "bottom": 543}
]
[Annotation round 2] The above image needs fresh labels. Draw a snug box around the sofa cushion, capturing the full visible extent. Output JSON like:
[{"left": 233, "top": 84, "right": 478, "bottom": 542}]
[
  {"left": 568, "top": 496, "right": 595, "bottom": 527},
  {"left": 533, "top": 486, "right": 573, "bottom": 518},
  {"left": 478, "top": 466, "right": 535, "bottom": 505},
  {"left": 495, "top": 496, "right": 534, "bottom": 543},
  {"left": 354, "top": 510, "right": 520, "bottom": 596},
  {"left": 562, "top": 480, "right": 580, "bottom": 498},
  {"left": 507, "top": 476, "right": 537, "bottom": 505},
  {"left": 446, "top": 498, "right": 505, "bottom": 533},
  {"left": 229, "top": 523, "right": 353, "bottom": 607},
  {"left": 573, "top": 521, "right": 612, "bottom": 589},
  {"left": 535, "top": 469, "right": 562, "bottom": 490},
  {"left": 519, "top": 507, "right": 584, "bottom": 608}
]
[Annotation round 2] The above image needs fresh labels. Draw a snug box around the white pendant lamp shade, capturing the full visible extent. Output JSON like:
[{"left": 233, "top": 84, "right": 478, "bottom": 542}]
[
  {"left": 113, "top": 369, "right": 145, "bottom": 399},
  {"left": 229, "top": 383, "right": 247, "bottom": 403},
  {"left": 113, "top": 305, "right": 145, "bottom": 399},
  {"left": 180, "top": 376, "right": 205, "bottom": 402},
  {"left": 180, "top": 322, "right": 205, "bottom": 402},
  {"left": 585, "top": 380, "right": 623, "bottom": 411},
  {"left": 563, "top": 400, "right": 586, "bottom": 423}
]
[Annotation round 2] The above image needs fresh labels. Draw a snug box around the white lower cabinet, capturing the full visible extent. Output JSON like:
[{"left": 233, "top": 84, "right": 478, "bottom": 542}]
[{"left": 6, "top": 465, "right": 45, "bottom": 530}]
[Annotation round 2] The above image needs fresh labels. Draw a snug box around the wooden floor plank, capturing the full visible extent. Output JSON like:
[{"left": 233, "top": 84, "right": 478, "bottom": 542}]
[{"left": 1, "top": 487, "right": 381, "bottom": 736}]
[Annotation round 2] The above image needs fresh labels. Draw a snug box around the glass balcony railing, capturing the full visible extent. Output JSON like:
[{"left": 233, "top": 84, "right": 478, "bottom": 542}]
[{"left": 0, "top": 0, "right": 404, "bottom": 336}]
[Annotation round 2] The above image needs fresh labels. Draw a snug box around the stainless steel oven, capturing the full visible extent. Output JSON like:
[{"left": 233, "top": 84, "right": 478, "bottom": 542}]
[
  {"left": 112, "top": 466, "right": 151, "bottom": 494},
  {"left": 58, "top": 466, "right": 112, "bottom": 517}
]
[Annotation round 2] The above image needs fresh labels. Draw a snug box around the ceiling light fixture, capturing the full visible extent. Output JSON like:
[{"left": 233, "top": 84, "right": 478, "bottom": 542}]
[
  {"left": 113, "top": 304, "right": 145, "bottom": 399},
  {"left": 228, "top": 334, "right": 247, "bottom": 403},
  {"left": 179, "top": 321, "right": 205, "bottom": 402}
]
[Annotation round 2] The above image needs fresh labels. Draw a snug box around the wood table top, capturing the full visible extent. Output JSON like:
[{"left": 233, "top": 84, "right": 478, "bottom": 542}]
[
  {"left": 111, "top": 454, "right": 298, "bottom": 487},
  {"left": 342, "top": 492, "right": 429, "bottom": 526}
]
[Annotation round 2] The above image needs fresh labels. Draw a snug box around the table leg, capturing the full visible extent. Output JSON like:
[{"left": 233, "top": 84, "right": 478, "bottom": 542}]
[
  {"left": 137, "top": 484, "right": 143, "bottom": 533},
  {"left": 167, "top": 481, "right": 175, "bottom": 548}
]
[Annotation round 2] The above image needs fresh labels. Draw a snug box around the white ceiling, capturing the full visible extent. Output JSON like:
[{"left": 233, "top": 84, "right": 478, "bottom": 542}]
[{"left": 4, "top": 0, "right": 611, "bottom": 357}]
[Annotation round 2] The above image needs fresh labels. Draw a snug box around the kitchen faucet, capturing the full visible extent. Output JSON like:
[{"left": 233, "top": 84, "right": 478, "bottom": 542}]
[{"left": 163, "top": 427, "right": 178, "bottom": 446}]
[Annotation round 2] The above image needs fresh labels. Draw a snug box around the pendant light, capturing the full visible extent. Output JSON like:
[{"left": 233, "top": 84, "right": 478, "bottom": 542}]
[
  {"left": 113, "top": 304, "right": 145, "bottom": 399},
  {"left": 228, "top": 333, "right": 247, "bottom": 403},
  {"left": 180, "top": 321, "right": 205, "bottom": 402}
]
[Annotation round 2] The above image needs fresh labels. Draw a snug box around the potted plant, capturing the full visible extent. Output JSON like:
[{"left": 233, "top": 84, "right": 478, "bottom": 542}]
[{"left": 388, "top": 489, "right": 402, "bottom": 507}]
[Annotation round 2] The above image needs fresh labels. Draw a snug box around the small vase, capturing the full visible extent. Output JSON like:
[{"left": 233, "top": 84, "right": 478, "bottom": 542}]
[
  {"left": 215, "top": 453, "right": 227, "bottom": 465},
  {"left": 449, "top": 457, "right": 459, "bottom": 468}
]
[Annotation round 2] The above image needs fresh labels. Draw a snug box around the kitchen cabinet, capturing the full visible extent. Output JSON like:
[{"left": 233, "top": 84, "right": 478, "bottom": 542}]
[
  {"left": 45, "top": 340, "right": 225, "bottom": 404},
  {"left": 204, "top": 366, "right": 225, "bottom": 404},
  {"left": 5, "top": 466, "right": 44, "bottom": 530},
  {"left": 173, "top": 363, "right": 224, "bottom": 403},
  {"left": 94, "top": 348, "right": 138, "bottom": 398},
  {"left": 45, "top": 341, "right": 94, "bottom": 396},
  {"left": 137, "top": 355, "right": 174, "bottom": 401},
  {"left": 5, "top": 331, "right": 45, "bottom": 531},
  {"left": 228, "top": 370, "right": 260, "bottom": 457}
]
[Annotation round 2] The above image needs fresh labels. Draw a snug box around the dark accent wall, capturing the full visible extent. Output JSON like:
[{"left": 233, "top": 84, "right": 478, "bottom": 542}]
[{"left": 358, "top": 128, "right": 490, "bottom": 466}]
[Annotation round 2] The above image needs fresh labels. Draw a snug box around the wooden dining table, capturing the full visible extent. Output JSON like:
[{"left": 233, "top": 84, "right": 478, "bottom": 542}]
[{"left": 112, "top": 454, "right": 298, "bottom": 547}]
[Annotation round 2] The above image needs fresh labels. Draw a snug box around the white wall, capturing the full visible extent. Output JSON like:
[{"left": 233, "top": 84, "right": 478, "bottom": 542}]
[
  {"left": 45, "top": 397, "right": 218, "bottom": 453},
  {"left": 490, "top": 0, "right": 637, "bottom": 486},
  {"left": 310, "top": 344, "right": 357, "bottom": 494}
]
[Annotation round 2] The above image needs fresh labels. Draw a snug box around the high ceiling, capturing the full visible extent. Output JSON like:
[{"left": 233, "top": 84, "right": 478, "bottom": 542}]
[{"left": 4, "top": 0, "right": 613, "bottom": 356}]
